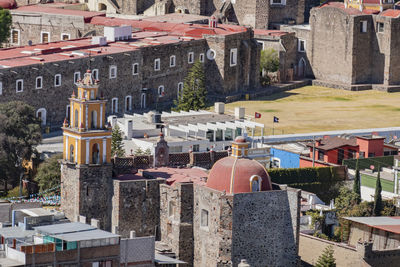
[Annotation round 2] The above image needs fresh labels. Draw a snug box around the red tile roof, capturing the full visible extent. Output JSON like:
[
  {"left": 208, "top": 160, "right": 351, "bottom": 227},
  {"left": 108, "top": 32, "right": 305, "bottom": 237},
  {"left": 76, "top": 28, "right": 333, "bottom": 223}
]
[
  {"left": 12, "top": 5, "right": 106, "bottom": 21},
  {"left": 89, "top": 16, "right": 247, "bottom": 37},
  {"left": 0, "top": 31, "right": 201, "bottom": 68},
  {"left": 380, "top": 9, "right": 400, "bottom": 18},
  {"left": 142, "top": 167, "right": 208, "bottom": 186},
  {"left": 320, "top": 1, "right": 379, "bottom": 15}
]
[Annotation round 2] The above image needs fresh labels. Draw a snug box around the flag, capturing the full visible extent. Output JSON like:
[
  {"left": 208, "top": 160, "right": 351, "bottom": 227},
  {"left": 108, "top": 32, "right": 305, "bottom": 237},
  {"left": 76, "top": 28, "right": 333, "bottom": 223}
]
[
  {"left": 273, "top": 116, "right": 279, "bottom": 123},
  {"left": 255, "top": 112, "right": 261, "bottom": 119}
]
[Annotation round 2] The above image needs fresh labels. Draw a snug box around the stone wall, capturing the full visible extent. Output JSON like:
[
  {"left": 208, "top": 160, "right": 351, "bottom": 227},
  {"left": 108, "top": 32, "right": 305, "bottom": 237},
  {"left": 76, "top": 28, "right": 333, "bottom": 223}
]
[
  {"left": 160, "top": 183, "right": 194, "bottom": 265},
  {"left": 0, "top": 29, "right": 259, "bottom": 128},
  {"left": 192, "top": 185, "right": 230, "bottom": 266},
  {"left": 231, "top": 189, "right": 300, "bottom": 267},
  {"left": 60, "top": 161, "right": 113, "bottom": 230},
  {"left": 112, "top": 178, "right": 164, "bottom": 238},
  {"left": 299, "top": 233, "right": 361, "bottom": 266}
]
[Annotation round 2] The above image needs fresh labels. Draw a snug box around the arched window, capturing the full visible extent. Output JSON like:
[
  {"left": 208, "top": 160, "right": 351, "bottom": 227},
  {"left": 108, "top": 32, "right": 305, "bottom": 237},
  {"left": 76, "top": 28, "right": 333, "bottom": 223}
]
[
  {"left": 74, "top": 109, "right": 79, "bottom": 128},
  {"left": 111, "top": 98, "right": 118, "bottom": 113},
  {"left": 91, "top": 110, "right": 97, "bottom": 129},
  {"left": 298, "top": 58, "right": 306, "bottom": 78},
  {"left": 125, "top": 96, "right": 132, "bottom": 112},
  {"left": 70, "top": 144, "right": 74, "bottom": 163},
  {"left": 92, "top": 143, "right": 100, "bottom": 164},
  {"left": 141, "top": 93, "right": 146, "bottom": 109},
  {"left": 158, "top": 86, "right": 165, "bottom": 97},
  {"left": 36, "top": 108, "right": 47, "bottom": 126},
  {"left": 177, "top": 82, "right": 183, "bottom": 99},
  {"left": 249, "top": 175, "right": 262, "bottom": 192}
]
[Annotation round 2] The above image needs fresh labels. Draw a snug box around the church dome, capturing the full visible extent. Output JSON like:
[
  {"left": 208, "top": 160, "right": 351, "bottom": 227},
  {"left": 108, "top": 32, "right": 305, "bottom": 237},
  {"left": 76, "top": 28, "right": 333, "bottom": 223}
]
[
  {"left": 0, "top": 0, "right": 16, "bottom": 9},
  {"left": 206, "top": 136, "right": 272, "bottom": 194}
]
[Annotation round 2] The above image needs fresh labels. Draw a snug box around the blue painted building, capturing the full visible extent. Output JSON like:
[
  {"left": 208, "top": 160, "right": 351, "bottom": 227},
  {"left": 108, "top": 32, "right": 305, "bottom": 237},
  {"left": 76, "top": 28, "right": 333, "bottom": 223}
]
[{"left": 269, "top": 143, "right": 309, "bottom": 168}]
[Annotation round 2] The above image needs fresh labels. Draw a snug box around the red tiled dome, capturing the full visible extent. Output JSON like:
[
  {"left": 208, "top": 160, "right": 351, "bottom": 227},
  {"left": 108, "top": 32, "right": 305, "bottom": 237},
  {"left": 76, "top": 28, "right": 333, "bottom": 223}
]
[
  {"left": 0, "top": 0, "right": 16, "bottom": 9},
  {"left": 206, "top": 156, "right": 272, "bottom": 194},
  {"left": 234, "top": 136, "right": 246, "bottom": 143}
]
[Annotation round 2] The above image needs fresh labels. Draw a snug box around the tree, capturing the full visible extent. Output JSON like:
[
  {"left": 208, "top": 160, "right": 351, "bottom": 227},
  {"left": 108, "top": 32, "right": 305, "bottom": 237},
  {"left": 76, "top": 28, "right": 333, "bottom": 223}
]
[
  {"left": 373, "top": 169, "right": 383, "bottom": 216},
  {"left": 34, "top": 154, "right": 62, "bottom": 192},
  {"left": 315, "top": 245, "right": 336, "bottom": 267},
  {"left": 111, "top": 125, "right": 124, "bottom": 157},
  {"left": 0, "top": 8, "right": 11, "bottom": 47},
  {"left": 173, "top": 60, "right": 207, "bottom": 112},
  {"left": 353, "top": 159, "right": 361, "bottom": 204},
  {"left": 0, "top": 101, "right": 42, "bottom": 193},
  {"left": 260, "top": 48, "right": 279, "bottom": 74}
]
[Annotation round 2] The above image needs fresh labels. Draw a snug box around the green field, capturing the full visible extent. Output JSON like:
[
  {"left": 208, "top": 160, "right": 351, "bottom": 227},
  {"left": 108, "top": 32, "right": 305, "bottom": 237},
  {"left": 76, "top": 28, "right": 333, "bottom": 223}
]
[
  {"left": 223, "top": 86, "right": 400, "bottom": 134},
  {"left": 361, "top": 174, "right": 394, "bottom": 193}
]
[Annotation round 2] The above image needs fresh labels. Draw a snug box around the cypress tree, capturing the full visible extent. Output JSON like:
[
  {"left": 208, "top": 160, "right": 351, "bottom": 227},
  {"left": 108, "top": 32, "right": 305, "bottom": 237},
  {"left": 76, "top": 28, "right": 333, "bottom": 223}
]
[
  {"left": 111, "top": 124, "right": 124, "bottom": 157},
  {"left": 173, "top": 60, "right": 207, "bottom": 111},
  {"left": 353, "top": 159, "right": 361, "bottom": 204},
  {"left": 373, "top": 168, "right": 383, "bottom": 216},
  {"left": 315, "top": 245, "right": 336, "bottom": 267}
]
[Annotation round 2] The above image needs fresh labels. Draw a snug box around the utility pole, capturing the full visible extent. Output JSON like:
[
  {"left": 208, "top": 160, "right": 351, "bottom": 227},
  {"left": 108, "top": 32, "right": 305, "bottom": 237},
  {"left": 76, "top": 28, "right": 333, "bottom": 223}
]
[
  {"left": 312, "top": 136, "right": 316, "bottom": 167},
  {"left": 395, "top": 159, "right": 399, "bottom": 195}
]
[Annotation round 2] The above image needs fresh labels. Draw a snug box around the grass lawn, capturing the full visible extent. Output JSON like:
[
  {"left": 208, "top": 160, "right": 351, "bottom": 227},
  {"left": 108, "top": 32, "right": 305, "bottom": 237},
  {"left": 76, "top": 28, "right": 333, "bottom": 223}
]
[
  {"left": 361, "top": 174, "right": 394, "bottom": 193},
  {"left": 222, "top": 86, "right": 400, "bottom": 134}
]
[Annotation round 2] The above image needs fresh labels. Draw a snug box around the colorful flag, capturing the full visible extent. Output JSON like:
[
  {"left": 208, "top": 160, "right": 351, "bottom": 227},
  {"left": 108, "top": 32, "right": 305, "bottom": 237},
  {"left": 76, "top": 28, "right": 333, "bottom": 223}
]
[
  {"left": 255, "top": 112, "right": 261, "bottom": 119},
  {"left": 273, "top": 116, "right": 279, "bottom": 123}
]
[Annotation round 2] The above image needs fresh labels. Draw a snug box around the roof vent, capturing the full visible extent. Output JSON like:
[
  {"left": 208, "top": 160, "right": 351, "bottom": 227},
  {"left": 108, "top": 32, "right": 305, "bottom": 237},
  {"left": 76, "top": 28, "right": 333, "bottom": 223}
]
[
  {"left": 209, "top": 16, "right": 218, "bottom": 28},
  {"left": 104, "top": 25, "right": 132, "bottom": 42},
  {"left": 91, "top": 36, "right": 107, "bottom": 46}
]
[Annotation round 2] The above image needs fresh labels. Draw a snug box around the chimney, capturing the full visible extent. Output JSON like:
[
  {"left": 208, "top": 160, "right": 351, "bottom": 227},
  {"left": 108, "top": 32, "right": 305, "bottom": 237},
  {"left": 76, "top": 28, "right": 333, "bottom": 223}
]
[
  {"left": 130, "top": 231, "right": 136, "bottom": 239},
  {"left": 91, "top": 218, "right": 100, "bottom": 228},
  {"left": 125, "top": 119, "right": 133, "bottom": 139},
  {"left": 214, "top": 102, "right": 225, "bottom": 114},
  {"left": 235, "top": 107, "right": 245, "bottom": 120},
  {"left": 78, "top": 215, "right": 86, "bottom": 224}
]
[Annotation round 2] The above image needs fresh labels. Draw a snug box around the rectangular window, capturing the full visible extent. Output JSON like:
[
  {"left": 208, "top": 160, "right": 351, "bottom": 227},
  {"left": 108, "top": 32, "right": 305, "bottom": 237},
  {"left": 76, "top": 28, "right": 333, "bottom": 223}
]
[
  {"left": 109, "top": 65, "right": 117, "bottom": 79},
  {"left": 271, "top": 0, "right": 286, "bottom": 5},
  {"left": 298, "top": 39, "right": 306, "bottom": 52},
  {"left": 377, "top": 22, "right": 384, "bottom": 32},
  {"left": 54, "top": 74, "right": 61, "bottom": 87},
  {"left": 41, "top": 31, "right": 50, "bottom": 43},
  {"left": 61, "top": 33, "right": 70, "bottom": 40},
  {"left": 74, "top": 72, "right": 81, "bottom": 84},
  {"left": 188, "top": 52, "right": 194, "bottom": 64},
  {"left": 92, "top": 69, "right": 99, "bottom": 80},
  {"left": 170, "top": 55, "right": 176, "bottom": 67},
  {"left": 193, "top": 144, "right": 200, "bottom": 152},
  {"left": 11, "top": 29, "right": 20, "bottom": 45},
  {"left": 112, "top": 98, "right": 118, "bottom": 113},
  {"left": 154, "top": 58, "right": 160, "bottom": 71},
  {"left": 132, "top": 63, "right": 139, "bottom": 75},
  {"left": 16, "top": 79, "right": 23, "bottom": 93},
  {"left": 199, "top": 53, "right": 205, "bottom": 63},
  {"left": 318, "top": 150, "right": 324, "bottom": 161},
  {"left": 36, "top": 76, "right": 43, "bottom": 89},
  {"left": 201, "top": 209, "right": 209, "bottom": 227},
  {"left": 360, "top": 21, "right": 367, "bottom": 33},
  {"left": 230, "top": 48, "right": 237, "bottom": 67}
]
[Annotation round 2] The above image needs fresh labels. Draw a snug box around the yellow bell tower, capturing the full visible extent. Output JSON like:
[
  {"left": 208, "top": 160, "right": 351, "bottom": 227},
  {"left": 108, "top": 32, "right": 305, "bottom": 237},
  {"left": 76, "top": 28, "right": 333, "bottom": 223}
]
[{"left": 62, "top": 70, "right": 112, "bottom": 165}]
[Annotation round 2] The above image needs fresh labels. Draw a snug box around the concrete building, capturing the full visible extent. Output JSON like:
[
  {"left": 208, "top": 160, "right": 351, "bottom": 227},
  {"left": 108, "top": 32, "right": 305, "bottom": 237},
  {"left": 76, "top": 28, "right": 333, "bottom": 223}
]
[{"left": 300, "top": 134, "right": 398, "bottom": 167}]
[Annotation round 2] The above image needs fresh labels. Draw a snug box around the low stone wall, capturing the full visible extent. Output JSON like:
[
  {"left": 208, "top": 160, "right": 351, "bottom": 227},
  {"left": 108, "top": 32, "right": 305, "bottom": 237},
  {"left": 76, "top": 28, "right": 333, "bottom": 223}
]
[{"left": 299, "top": 233, "right": 360, "bottom": 266}]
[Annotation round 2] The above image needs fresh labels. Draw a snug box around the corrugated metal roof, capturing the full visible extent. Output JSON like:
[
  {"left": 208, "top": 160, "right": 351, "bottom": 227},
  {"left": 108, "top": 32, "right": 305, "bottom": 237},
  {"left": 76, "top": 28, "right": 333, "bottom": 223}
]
[
  {"left": 34, "top": 222, "right": 95, "bottom": 235},
  {"left": 345, "top": 216, "right": 400, "bottom": 234},
  {"left": 51, "top": 229, "right": 119, "bottom": 242},
  {"left": 0, "top": 227, "right": 35, "bottom": 239}
]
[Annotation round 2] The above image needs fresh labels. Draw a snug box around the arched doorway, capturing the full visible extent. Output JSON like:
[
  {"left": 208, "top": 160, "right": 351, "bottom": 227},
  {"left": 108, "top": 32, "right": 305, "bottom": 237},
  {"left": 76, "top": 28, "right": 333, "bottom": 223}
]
[
  {"left": 91, "top": 110, "right": 97, "bottom": 129},
  {"left": 125, "top": 96, "right": 132, "bottom": 112},
  {"left": 98, "top": 3, "right": 107, "bottom": 11},
  {"left": 36, "top": 108, "right": 47, "bottom": 126},
  {"left": 92, "top": 143, "right": 100, "bottom": 164},
  {"left": 141, "top": 93, "right": 146, "bottom": 109},
  {"left": 298, "top": 58, "right": 306, "bottom": 78}
]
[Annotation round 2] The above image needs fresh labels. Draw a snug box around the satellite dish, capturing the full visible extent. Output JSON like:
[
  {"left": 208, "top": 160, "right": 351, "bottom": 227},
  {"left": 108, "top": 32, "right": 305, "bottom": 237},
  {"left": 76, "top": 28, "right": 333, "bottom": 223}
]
[{"left": 28, "top": 40, "right": 32, "bottom": 46}]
